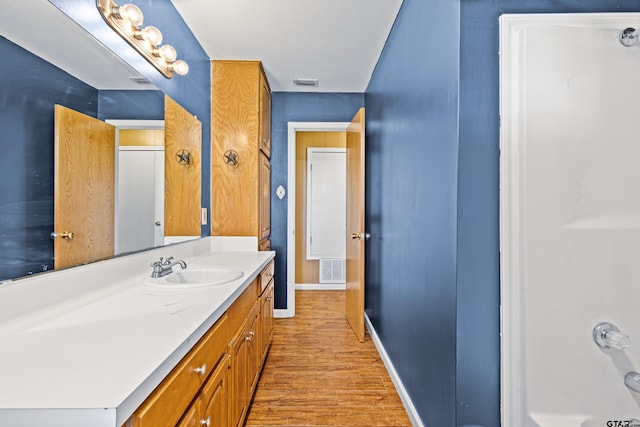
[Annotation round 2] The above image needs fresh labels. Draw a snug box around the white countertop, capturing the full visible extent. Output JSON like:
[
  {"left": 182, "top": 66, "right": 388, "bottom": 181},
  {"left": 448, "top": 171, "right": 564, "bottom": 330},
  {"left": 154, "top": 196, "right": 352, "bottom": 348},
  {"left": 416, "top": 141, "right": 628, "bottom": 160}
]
[{"left": 0, "top": 237, "right": 274, "bottom": 427}]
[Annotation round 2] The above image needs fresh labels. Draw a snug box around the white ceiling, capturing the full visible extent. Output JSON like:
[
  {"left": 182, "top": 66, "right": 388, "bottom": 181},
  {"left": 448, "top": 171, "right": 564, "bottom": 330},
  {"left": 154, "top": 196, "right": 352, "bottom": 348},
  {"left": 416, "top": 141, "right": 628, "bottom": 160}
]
[
  {"left": 1, "top": 0, "right": 402, "bottom": 93},
  {"left": 171, "top": 0, "right": 404, "bottom": 92}
]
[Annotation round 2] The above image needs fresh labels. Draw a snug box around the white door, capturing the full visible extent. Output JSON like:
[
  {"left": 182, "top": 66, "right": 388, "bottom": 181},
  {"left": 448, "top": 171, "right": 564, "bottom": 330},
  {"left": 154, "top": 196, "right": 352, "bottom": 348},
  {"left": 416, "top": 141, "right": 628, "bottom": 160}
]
[
  {"left": 116, "top": 148, "right": 164, "bottom": 254},
  {"left": 306, "top": 147, "right": 346, "bottom": 261}
]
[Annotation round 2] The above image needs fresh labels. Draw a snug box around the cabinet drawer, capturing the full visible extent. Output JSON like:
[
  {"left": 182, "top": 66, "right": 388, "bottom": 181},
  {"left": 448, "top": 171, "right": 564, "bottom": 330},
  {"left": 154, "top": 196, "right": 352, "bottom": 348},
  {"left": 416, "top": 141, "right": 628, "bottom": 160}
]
[
  {"left": 128, "top": 313, "right": 230, "bottom": 427},
  {"left": 259, "top": 260, "right": 274, "bottom": 295}
]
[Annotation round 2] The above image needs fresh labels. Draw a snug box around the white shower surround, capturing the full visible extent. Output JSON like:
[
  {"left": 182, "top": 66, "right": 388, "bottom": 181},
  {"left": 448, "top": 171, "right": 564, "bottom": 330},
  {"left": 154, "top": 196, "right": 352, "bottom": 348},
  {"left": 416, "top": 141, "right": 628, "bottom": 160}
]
[{"left": 500, "top": 13, "right": 640, "bottom": 426}]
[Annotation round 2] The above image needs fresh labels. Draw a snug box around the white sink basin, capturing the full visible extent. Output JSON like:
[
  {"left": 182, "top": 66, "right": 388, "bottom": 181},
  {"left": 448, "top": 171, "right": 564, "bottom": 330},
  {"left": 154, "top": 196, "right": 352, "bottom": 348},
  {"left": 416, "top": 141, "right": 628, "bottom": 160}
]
[{"left": 143, "top": 269, "right": 244, "bottom": 289}]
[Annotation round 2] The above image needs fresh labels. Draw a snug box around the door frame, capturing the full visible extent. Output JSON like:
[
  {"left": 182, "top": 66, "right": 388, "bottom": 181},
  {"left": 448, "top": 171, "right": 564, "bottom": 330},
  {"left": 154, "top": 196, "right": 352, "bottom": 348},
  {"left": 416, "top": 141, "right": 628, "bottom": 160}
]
[{"left": 281, "top": 122, "right": 349, "bottom": 318}]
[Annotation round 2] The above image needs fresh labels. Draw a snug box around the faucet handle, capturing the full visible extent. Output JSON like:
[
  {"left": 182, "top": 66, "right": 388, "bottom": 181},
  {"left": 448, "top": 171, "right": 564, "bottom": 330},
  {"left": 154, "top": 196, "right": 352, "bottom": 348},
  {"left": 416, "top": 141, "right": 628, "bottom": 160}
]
[
  {"left": 594, "top": 322, "right": 631, "bottom": 350},
  {"left": 163, "top": 257, "right": 174, "bottom": 265}
]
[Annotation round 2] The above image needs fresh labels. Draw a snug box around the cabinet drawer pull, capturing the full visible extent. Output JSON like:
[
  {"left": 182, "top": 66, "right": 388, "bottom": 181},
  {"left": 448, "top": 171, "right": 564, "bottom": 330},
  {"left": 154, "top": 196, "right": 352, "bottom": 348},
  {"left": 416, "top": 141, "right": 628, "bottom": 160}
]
[
  {"left": 200, "top": 416, "right": 211, "bottom": 426},
  {"left": 194, "top": 363, "right": 207, "bottom": 376},
  {"left": 266, "top": 297, "right": 272, "bottom": 301}
]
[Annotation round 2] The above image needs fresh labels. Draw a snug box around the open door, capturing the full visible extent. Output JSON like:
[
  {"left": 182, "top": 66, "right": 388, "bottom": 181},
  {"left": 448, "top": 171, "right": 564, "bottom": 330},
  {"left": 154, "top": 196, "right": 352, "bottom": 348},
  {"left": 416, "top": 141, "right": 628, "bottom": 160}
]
[
  {"left": 164, "top": 95, "right": 201, "bottom": 237},
  {"left": 345, "top": 108, "right": 366, "bottom": 342},
  {"left": 53, "top": 105, "right": 115, "bottom": 269}
]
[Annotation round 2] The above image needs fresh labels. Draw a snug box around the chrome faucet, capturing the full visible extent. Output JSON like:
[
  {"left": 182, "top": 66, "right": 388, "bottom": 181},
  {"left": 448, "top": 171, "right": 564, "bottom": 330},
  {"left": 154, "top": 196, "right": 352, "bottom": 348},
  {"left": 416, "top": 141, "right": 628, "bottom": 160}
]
[{"left": 150, "top": 257, "right": 187, "bottom": 278}]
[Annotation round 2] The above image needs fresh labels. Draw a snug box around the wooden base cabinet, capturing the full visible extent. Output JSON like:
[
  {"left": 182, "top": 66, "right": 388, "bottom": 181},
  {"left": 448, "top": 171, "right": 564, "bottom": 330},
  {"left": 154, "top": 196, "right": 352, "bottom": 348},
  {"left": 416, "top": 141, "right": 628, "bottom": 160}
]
[{"left": 124, "top": 261, "right": 274, "bottom": 427}]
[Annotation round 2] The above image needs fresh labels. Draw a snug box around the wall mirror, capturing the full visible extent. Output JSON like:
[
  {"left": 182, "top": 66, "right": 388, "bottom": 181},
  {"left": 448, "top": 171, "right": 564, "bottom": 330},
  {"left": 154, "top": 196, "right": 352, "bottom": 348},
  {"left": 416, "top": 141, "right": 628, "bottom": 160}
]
[{"left": 0, "top": 0, "right": 202, "bottom": 281}]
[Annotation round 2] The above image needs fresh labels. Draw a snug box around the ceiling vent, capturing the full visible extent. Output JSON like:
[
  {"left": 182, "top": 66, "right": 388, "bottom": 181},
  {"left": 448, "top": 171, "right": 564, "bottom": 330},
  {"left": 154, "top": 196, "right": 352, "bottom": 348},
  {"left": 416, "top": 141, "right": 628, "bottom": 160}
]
[
  {"left": 129, "top": 76, "right": 153, "bottom": 85},
  {"left": 293, "top": 78, "right": 319, "bottom": 87}
]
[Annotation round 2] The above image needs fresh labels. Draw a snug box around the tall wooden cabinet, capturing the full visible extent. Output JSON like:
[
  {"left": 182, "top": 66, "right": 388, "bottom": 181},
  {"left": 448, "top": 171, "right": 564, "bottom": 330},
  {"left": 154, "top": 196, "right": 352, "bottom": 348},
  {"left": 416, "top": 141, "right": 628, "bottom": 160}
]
[{"left": 211, "top": 60, "right": 272, "bottom": 250}]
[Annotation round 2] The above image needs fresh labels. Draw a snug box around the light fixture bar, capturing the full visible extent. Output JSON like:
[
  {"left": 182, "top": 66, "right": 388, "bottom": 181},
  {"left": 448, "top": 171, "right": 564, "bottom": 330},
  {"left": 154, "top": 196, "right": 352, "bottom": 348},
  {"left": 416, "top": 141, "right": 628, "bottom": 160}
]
[{"left": 96, "top": 0, "right": 188, "bottom": 78}]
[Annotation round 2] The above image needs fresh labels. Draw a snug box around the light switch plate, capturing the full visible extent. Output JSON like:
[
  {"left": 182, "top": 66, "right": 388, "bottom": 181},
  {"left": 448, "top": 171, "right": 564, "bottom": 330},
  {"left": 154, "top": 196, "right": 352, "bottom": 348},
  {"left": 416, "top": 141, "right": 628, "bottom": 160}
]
[{"left": 201, "top": 207, "right": 208, "bottom": 225}]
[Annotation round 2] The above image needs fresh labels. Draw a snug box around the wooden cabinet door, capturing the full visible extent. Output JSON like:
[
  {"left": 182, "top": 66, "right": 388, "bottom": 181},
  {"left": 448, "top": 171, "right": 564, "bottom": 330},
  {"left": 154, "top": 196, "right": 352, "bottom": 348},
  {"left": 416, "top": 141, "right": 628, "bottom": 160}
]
[
  {"left": 229, "top": 316, "right": 251, "bottom": 426},
  {"left": 176, "top": 355, "right": 229, "bottom": 427},
  {"left": 246, "top": 306, "right": 260, "bottom": 395},
  {"left": 259, "top": 76, "right": 271, "bottom": 158},
  {"left": 164, "top": 95, "right": 202, "bottom": 237},
  {"left": 229, "top": 303, "right": 259, "bottom": 427},
  {"left": 259, "top": 153, "right": 271, "bottom": 241},
  {"left": 176, "top": 402, "right": 200, "bottom": 427},
  {"left": 200, "top": 355, "right": 230, "bottom": 427},
  {"left": 259, "top": 279, "right": 274, "bottom": 368}
]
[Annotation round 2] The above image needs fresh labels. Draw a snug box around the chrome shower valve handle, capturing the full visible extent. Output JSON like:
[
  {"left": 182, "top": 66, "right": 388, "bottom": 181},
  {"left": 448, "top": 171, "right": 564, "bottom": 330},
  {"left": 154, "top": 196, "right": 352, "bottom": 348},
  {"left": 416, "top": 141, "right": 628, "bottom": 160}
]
[{"left": 593, "top": 322, "right": 631, "bottom": 350}]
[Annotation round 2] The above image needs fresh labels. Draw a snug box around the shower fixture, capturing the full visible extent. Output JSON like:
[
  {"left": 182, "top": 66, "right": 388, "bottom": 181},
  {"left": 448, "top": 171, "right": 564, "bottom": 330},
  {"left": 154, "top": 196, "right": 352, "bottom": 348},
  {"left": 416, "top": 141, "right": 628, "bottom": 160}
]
[
  {"left": 593, "top": 322, "right": 631, "bottom": 350},
  {"left": 625, "top": 372, "right": 640, "bottom": 393},
  {"left": 620, "top": 27, "right": 640, "bottom": 47}
]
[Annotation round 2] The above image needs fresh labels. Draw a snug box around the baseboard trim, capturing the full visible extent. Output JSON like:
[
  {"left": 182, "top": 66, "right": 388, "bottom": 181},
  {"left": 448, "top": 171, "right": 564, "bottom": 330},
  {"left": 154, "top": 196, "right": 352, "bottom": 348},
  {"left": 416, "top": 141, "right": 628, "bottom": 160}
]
[
  {"left": 365, "top": 313, "right": 424, "bottom": 427},
  {"left": 274, "top": 308, "right": 293, "bottom": 318},
  {"left": 295, "top": 283, "right": 346, "bottom": 290}
]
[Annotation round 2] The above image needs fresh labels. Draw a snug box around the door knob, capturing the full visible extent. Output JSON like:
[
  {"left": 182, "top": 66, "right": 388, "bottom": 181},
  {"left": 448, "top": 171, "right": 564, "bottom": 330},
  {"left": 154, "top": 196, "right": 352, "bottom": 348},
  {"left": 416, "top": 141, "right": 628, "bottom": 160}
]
[
  {"left": 351, "top": 232, "right": 370, "bottom": 240},
  {"left": 50, "top": 231, "right": 74, "bottom": 240}
]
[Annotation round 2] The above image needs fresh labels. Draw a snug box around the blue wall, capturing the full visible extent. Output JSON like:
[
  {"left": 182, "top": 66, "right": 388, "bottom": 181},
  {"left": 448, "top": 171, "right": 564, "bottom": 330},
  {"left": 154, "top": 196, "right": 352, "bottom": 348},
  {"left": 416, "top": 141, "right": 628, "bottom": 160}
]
[
  {"left": 364, "top": 0, "right": 460, "bottom": 425},
  {"left": 51, "top": 0, "right": 211, "bottom": 236},
  {"left": 270, "top": 92, "right": 364, "bottom": 308},
  {"left": 0, "top": 36, "right": 99, "bottom": 281},
  {"left": 98, "top": 90, "right": 164, "bottom": 120}
]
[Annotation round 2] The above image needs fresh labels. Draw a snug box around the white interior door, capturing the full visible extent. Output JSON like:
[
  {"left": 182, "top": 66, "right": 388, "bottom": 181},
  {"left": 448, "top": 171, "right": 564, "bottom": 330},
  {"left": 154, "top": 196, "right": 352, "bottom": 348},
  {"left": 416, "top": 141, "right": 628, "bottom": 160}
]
[
  {"left": 306, "top": 147, "right": 346, "bottom": 260},
  {"left": 116, "top": 147, "right": 164, "bottom": 254}
]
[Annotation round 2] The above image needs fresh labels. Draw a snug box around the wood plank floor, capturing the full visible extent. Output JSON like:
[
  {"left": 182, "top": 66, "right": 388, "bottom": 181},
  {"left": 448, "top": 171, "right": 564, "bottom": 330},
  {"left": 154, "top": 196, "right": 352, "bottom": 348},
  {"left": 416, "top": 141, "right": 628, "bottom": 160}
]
[{"left": 245, "top": 290, "right": 411, "bottom": 426}]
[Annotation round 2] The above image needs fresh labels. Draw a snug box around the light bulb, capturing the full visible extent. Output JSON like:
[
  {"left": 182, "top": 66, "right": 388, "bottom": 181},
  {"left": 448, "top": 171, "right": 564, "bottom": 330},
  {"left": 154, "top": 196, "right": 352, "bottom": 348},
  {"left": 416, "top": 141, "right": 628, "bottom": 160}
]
[
  {"left": 141, "top": 26, "right": 162, "bottom": 45},
  {"left": 118, "top": 3, "right": 143, "bottom": 27},
  {"left": 172, "top": 60, "right": 189, "bottom": 76},
  {"left": 158, "top": 44, "right": 177, "bottom": 62}
]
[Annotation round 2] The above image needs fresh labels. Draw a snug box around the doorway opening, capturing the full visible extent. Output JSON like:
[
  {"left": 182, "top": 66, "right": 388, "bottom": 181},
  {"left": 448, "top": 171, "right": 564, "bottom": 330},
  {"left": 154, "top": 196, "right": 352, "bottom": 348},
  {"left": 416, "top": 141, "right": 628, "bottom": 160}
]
[
  {"left": 284, "top": 122, "right": 349, "bottom": 318},
  {"left": 106, "top": 119, "right": 165, "bottom": 255}
]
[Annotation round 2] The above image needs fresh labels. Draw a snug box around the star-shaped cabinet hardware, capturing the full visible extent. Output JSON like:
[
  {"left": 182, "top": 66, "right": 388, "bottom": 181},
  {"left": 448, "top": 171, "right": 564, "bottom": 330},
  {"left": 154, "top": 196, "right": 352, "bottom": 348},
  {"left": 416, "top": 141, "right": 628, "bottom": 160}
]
[
  {"left": 224, "top": 150, "right": 239, "bottom": 166},
  {"left": 176, "top": 149, "right": 191, "bottom": 165}
]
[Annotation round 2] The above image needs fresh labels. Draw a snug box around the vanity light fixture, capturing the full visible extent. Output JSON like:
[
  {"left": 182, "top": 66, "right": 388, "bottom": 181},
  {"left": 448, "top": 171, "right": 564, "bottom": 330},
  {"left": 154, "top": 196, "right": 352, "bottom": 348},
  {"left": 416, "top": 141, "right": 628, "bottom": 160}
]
[{"left": 97, "top": 0, "right": 189, "bottom": 78}]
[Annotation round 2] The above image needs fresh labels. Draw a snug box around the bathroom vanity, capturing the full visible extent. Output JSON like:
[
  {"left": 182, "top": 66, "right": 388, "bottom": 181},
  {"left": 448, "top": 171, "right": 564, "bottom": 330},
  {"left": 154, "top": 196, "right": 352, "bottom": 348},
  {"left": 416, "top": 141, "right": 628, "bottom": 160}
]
[{"left": 0, "top": 237, "right": 274, "bottom": 427}]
